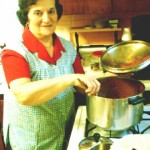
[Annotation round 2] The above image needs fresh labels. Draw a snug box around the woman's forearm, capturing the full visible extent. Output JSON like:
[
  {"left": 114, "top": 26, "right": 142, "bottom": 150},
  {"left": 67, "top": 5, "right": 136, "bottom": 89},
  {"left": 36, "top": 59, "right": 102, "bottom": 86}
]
[
  {"left": 10, "top": 73, "right": 100, "bottom": 106},
  {"left": 10, "top": 74, "right": 79, "bottom": 106}
]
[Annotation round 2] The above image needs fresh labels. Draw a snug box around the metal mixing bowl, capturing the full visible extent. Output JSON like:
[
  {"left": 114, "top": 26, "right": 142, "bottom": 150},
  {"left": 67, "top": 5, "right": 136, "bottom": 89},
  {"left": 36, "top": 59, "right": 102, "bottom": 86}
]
[{"left": 101, "top": 40, "right": 150, "bottom": 73}]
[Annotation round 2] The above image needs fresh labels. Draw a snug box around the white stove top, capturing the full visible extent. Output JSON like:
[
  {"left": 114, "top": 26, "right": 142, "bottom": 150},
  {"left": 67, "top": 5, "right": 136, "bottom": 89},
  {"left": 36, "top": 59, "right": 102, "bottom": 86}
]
[{"left": 67, "top": 105, "right": 150, "bottom": 150}]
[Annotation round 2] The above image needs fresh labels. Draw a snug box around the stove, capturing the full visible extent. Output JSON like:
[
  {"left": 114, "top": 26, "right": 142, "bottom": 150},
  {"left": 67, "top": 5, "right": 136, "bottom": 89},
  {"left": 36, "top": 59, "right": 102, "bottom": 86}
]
[{"left": 67, "top": 105, "right": 150, "bottom": 150}]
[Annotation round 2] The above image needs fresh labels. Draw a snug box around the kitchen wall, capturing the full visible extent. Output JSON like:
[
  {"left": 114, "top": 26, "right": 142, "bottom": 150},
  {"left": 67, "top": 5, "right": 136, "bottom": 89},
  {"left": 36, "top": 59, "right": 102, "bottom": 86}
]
[
  {"left": 1, "top": 0, "right": 150, "bottom": 47},
  {"left": 58, "top": 0, "right": 150, "bottom": 46}
]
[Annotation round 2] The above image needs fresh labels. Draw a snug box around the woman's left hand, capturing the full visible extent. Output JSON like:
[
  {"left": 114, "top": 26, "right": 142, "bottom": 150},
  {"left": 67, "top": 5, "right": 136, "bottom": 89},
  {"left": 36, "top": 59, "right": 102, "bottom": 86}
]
[{"left": 74, "top": 74, "right": 101, "bottom": 96}]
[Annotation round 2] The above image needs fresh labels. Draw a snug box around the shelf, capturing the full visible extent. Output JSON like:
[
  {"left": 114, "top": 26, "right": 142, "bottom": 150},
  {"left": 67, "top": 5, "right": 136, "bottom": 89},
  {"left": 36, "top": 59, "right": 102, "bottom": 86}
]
[
  {"left": 70, "top": 27, "right": 122, "bottom": 33},
  {"left": 71, "top": 27, "right": 122, "bottom": 56}
]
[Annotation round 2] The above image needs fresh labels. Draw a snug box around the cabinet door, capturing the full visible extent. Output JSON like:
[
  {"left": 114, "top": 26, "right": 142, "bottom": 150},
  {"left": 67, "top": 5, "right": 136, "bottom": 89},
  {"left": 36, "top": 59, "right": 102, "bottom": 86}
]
[
  {"left": 60, "top": 0, "right": 85, "bottom": 14},
  {"left": 85, "top": 0, "right": 112, "bottom": 14},
  {"left": 133, "top": 0, "right": 150, "bottom": 12},
  {"left": 114, "top": 0, "right": 134, "bottom": 12}
]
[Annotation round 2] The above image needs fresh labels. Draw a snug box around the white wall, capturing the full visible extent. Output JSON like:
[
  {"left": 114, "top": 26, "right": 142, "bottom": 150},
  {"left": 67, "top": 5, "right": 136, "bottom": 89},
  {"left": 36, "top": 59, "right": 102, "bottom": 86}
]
[
  {"left": 0, "top": 0, "right": 23, "bottom": 45},
  {"left": 0, "top": 1, "right": 23, "bottom": 85}
]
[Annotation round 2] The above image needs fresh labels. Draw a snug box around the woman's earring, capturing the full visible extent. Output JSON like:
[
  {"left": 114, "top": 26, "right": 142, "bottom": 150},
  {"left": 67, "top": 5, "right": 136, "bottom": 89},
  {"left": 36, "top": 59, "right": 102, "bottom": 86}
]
[{"left": 26, "top": 22, "right": 29, "bottom": 27}]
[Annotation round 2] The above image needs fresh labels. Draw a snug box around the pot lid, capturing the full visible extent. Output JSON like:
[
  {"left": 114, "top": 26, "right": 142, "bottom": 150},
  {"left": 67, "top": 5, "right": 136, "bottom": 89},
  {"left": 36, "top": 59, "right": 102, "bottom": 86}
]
[
  {"left": 101, "top": 40, "right": 150, "bottom": 73},
  {"left": 79, "top": 133, "right": 112, "bottom": 150}
]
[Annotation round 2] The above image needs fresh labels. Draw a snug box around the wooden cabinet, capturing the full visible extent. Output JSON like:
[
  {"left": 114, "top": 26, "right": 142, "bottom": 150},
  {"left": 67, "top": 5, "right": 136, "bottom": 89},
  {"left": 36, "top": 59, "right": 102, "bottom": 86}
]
[
  {"left": 133, "top": 0, "right": 150, "bottom": 12},
  {"left": 59, "top": 0, "right": 150, "bottom": 49},
  {"left": 113, "top": 0, "right": 134, "bottom": 12},
  {"left": 85, "top": 0, "right": 112, "bottom": 14},
  {"left": 60, "top": 0, "right": 112, "bottom": 15},
  {"left": 60, "top": 0, "right": 85, "bottom": 14},
  {"left": 60, "top": 0, "right": 150, "bottom": 15},
  {"left": 113, "top": 0, "right": 150, "bottom": 12}
]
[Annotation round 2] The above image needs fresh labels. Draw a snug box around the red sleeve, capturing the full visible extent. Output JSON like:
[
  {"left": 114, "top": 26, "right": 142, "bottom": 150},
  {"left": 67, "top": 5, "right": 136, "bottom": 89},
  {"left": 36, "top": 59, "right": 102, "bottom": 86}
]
[
  {"left": 73, "top": 54, "right": 85, "bottom": 74},
  {"left": 1, "top": 50, "right": 31, "bottom": 84}
]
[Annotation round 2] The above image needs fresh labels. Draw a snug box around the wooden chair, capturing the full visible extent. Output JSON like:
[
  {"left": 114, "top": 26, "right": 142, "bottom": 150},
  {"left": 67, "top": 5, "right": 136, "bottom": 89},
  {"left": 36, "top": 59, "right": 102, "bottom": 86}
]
[
  {"left": 0, "top": 134, "right": 5, "bottom": 150},
  {"left": 0, "top": 100, "right": 5, "bottom": 150}
]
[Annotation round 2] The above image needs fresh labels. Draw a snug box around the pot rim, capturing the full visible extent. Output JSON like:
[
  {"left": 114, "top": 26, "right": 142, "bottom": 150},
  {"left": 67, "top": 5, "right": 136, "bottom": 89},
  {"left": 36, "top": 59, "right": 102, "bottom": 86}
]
[{"left": 96, "top": 76, "right": 145, "bottom": 99}]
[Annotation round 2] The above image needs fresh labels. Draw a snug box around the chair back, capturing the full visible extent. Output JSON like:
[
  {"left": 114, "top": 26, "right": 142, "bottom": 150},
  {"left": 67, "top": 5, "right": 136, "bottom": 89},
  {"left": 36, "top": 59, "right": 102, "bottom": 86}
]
[{"left": 0, "top": 100, "right": 5, "bottom": 150}]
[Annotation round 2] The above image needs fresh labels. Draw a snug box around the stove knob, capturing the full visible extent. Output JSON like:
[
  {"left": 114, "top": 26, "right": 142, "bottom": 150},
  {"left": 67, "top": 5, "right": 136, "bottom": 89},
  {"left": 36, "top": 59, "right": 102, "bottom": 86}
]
[{"left": 93, "top": 133, "right": 100, "bottom": 142}]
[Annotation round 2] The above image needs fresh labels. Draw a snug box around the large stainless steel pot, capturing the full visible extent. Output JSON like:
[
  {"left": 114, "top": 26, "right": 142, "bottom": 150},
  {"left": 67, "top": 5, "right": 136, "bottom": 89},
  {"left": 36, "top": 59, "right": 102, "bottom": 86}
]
[{"left": 86, "top": 77, "right": 145, "bottom": 131}]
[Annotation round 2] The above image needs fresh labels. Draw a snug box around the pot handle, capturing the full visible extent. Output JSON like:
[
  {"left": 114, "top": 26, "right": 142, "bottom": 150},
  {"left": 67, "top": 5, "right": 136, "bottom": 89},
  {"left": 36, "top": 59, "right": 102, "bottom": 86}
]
[{"left": 128, "top": 96, "right": 144, "bottom": 105}]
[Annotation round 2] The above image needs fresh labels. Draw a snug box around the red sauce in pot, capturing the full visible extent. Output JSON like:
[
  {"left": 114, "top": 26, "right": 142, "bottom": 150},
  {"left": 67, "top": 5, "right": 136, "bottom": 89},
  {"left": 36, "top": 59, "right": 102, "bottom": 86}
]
[{"left": 98, "top": 77, "right": 145, "bottom": 99}]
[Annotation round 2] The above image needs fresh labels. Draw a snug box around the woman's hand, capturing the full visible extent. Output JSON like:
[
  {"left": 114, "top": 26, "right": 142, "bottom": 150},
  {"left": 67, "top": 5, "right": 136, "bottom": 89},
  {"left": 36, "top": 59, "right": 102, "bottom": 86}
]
[{"left": 73, "top": 74, "right": 101, "bottom": 96}]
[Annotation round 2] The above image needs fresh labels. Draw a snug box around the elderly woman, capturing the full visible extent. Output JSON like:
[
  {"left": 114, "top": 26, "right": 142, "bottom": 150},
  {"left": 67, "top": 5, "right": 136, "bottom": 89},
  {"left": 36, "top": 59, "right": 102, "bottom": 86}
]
[{"left": 1, "top": 0, "right": 100, "bottom": 149}]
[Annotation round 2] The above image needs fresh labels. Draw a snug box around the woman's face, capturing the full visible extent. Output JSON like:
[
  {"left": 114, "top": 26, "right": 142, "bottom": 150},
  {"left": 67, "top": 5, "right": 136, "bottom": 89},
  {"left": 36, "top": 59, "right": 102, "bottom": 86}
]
[{"left": 27, "top": 0, "right": 58, "bottom": 39}]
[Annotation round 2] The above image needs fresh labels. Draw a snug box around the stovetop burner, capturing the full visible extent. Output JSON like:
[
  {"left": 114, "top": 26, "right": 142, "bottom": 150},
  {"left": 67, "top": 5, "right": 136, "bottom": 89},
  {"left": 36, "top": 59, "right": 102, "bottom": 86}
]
[
  {"left": 85, "top": 110, "right": 150, "bottom": 138},
  {"left": 85, "top": 119, "right": 138, "bottom": 139}
]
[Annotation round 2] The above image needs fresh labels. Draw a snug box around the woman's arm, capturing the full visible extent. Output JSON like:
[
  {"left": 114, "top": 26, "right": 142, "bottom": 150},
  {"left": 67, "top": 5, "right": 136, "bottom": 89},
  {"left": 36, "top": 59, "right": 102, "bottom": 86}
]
[
  {"left": 9, "top": 73, "right": 100, "bottom": 106},
  {"left": 2, "top": 50, "right": 100, "bottom": 106}
]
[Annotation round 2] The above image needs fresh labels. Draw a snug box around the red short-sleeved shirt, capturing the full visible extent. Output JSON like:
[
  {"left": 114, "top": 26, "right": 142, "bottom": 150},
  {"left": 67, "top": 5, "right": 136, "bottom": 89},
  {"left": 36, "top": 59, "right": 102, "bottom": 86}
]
[{"left": 2, "top": 28, "right": 84, "bottom": 84}]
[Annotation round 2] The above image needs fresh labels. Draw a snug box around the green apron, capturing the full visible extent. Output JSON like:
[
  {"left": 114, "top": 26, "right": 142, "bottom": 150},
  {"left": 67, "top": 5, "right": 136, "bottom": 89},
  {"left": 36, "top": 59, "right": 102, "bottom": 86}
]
[{"left": 3, "top": 37, "right": 76, "bottom": 150}]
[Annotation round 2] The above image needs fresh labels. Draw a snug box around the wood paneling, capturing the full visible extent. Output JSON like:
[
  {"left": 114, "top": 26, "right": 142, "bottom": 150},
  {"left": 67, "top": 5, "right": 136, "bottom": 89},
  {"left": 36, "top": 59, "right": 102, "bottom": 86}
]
[
  {"left": 60, "top": 0, "right": 112, "bottom": 14},
  {"left": 113, "top": 0, "right": 134, "bottom": 12},
  {"left": 60, "top": 0, "right": 85, "bottom": 14},
  {"left": 112, "top": 0, "right": 150, "bottom": 13},
  {"left": 133, "top": 0, "right": 150, "bottom": 12},
  {"left": 59, "top": 0, "right": 150, "bottom": 47},
  {"left": 60, "top": 0, "right": 150, "bottom": 15},
  {"left": 85, "top": 0, "right": 112, "bottom": 14}
]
